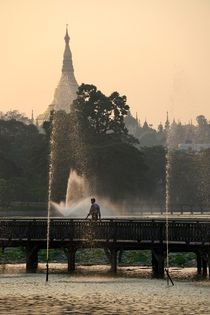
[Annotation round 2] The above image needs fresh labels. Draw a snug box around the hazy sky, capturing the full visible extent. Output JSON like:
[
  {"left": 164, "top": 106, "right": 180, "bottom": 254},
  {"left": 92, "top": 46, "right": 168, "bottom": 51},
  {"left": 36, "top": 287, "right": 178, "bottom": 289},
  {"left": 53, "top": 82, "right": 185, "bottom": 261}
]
[{"left": 1, "top": 0, "right": 210, "bottom": 126}]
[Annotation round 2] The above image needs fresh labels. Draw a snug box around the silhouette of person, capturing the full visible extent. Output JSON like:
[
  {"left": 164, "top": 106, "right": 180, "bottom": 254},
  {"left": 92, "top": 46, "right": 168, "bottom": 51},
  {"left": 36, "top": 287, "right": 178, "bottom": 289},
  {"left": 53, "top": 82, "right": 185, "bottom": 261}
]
[{"left": 85, "top": 198, "right": 101, "bottom": 221}]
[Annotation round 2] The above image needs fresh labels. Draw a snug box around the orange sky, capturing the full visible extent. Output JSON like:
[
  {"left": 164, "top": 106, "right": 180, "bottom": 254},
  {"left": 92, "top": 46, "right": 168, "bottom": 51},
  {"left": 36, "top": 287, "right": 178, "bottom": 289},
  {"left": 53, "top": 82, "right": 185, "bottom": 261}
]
[{"left": 1, "top": 0, "right": 210, "bottom": 127}]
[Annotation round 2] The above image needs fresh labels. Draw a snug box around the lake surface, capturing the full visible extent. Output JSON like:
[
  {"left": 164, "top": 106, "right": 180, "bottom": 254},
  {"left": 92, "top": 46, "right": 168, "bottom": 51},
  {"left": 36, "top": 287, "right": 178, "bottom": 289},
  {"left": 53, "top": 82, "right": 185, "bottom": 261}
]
[{"left": 0, "top": 264, "right": 210, "bottom": 314}]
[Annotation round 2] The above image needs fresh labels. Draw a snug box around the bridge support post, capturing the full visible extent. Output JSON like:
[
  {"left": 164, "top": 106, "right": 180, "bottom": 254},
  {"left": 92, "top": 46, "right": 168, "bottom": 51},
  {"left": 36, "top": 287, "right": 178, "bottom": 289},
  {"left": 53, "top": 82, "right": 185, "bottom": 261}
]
[
  {"left": 152, "top": 251, "right": 158, "bottom": 276},
  {"left": 208, "top": 249, "right": 210, "bottom": 279},
  {"left": 104, "top": 248, "right": 111, "bottom": 263},
  {"left": 202, "top": 252, "right": 208, "bottom": 278},
  {"left": 64, "top": 248, "right": 77, "bottom": 272},
  {"left": 152, "top": 248, "right": 164, "bottom": 278},
  {"left": 110, "top": 249, "right": 118, "bottom": 273},
  {"left": 196, "top": 251, "right": 202, "bottom": 275},
  {"left": 118, "top": 250, "right": 123, "bottom": 263},
  {"left": 26, "top": 245, "right": 39, "bottom": 273},
  {"left": 104, "top": 248, "right": 123, "bottom": 264}
]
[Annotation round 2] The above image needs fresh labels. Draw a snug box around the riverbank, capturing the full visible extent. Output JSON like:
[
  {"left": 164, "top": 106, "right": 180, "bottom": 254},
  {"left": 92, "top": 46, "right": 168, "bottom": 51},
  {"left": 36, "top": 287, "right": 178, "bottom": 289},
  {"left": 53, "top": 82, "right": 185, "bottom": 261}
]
[
  {"left": 0, "top": 263, "right": 209, "bottom": 282},
  {"left": 0, "top": 248, "right": 197, "bottom": 267},
  {"left": 0, "top": 264, "right": 210, "bottom": 314}
]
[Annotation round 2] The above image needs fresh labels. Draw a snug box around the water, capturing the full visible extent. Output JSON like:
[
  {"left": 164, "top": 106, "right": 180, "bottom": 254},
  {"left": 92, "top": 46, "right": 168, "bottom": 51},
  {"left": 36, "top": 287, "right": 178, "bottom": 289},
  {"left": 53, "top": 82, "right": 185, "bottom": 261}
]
[
  {"left": 65, "top": 170, "right": 88, "bottom": 207},
  {"left": 52, "top": 197, "right": 118, "bottom": 218},
  {"left": 51, "top": 170, "right": 121, "bottom": 217},
  {"left": 0, "top": 264, "right": 210, "bottom": 314}
]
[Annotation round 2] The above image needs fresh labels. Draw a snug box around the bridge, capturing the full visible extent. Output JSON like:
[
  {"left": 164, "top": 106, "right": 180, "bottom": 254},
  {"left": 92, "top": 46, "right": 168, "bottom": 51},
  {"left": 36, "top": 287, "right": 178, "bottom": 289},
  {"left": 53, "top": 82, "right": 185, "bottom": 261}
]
[{"left": 0, "top": 217, "right": 210, "bottom": 278}]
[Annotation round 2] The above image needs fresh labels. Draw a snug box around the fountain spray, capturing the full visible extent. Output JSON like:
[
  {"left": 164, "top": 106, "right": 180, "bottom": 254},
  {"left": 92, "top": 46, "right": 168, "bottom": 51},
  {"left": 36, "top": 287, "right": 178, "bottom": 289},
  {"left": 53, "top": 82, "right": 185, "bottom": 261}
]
[
  {"left": 46, "top": 113, "right": 56, "bottom": 282},
  {"left": 165, "top": 125, "right": 174, "bottom": 286},
  {"left": 46, "top": 164, "right": 52, "bottom": 282}
]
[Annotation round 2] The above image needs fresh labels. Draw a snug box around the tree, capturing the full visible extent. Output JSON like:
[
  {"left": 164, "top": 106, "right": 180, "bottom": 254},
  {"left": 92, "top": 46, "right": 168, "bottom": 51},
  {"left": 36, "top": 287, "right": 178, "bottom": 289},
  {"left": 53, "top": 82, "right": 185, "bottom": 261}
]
[
  {"left": 0, "top": 152, "right": 21, "bottom": 179},
  {"left": 142, "top": 146, "right": 166, "bottom": 206},
  {"left": 2, "top": 110, "right": 32, "bottom": 125},
  {"left": 168, "top": 151, "right": 201, "bottom": 209},
  {"left": 68, "top": 84, "right": 149, "bottom": 203},
  {"left": 0, "top": 179, "right": 14, "bottom": 207},
  {"left": 196, "top": 115, "right": 210, "bottom": 143},
  {"left": 196, "top": 115, "right": 207, "bottom": 127},
  {"left": 72, "top": 84, "right": 129, "bottom": 135},
  {"left": 83, "top": 136, "right": 148, "bottom": 201},
  {"left": 0, "top": 119, "right": 48, "bottom": 202}
]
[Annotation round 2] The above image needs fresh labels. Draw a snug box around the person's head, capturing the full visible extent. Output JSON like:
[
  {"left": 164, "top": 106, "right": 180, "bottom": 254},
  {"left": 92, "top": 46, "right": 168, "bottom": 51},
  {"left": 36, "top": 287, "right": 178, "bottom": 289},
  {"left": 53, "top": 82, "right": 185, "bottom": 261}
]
[{"left": 91, "top": 198, "right": 95, "bottom": 204}]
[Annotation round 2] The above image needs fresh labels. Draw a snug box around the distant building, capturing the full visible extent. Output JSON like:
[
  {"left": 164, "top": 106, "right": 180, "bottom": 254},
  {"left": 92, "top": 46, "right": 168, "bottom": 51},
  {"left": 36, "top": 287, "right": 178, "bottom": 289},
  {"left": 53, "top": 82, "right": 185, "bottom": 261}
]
[
  {"left": 36, "top": 26, "right": 78, "bottom": 126},
  {"left": 124, "top": 111, "right": 140, "bottom": 136}
]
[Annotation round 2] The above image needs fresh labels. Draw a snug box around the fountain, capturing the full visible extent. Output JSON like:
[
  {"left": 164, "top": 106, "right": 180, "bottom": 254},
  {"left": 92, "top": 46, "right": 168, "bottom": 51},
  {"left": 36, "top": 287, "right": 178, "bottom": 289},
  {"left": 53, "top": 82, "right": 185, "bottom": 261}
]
[{"left": 51, "top": 169, "right": 118, "bottom": 218}]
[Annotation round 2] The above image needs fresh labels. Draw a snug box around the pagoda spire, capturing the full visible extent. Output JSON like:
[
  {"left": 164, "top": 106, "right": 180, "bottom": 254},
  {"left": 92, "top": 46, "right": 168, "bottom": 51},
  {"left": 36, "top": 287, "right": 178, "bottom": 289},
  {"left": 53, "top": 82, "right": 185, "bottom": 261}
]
[
  {"left": 165, "top": 111, "right": 170, "bottom": 130},
  {"left": 31, "top": 109, "right": 34, "bottom": 124},
  {"left": 64, "top": 24, "right": 70, "bottom": 44},
  {"left": 62, "top": 25, "right": 74, "bottom": 73},
  {"left": 36, "top": 25, "right": 78, "bottom": 124}
]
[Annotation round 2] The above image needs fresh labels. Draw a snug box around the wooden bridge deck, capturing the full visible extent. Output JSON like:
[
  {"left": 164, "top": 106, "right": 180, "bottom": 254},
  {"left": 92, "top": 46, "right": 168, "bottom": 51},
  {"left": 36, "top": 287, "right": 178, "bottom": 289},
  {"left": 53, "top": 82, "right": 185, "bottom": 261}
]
[
  {"left": 0, "top": 217, "right": 210, "bottom": 246},
  {"left": 0, "top": 217, "right": 210, "bottom": 276}
]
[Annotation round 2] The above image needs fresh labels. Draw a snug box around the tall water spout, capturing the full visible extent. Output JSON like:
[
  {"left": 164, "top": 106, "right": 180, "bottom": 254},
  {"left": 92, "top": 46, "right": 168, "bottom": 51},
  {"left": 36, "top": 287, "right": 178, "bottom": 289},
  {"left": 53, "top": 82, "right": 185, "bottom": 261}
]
[{"left": 65, "top": 170, "right": 88, "bottom": 207}]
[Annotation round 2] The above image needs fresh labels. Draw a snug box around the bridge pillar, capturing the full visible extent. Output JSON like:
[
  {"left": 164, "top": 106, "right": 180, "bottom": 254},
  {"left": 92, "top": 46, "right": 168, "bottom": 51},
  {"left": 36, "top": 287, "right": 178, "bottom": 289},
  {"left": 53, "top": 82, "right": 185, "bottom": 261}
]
[
  {"left": 104, "top": 248, "right": 111, "bottom": 263},
  {"left": 208, "top": 249, "right": 210, "bottom": 279},
  {"left": 118, "top": 250, "right": 123, "bottom": 263},
  {"left": 64, "top": 248, "right": 77, "bottom": 272},
  {"left": 202, "top": 252, "right": 208, "bottom": 278},
  {"left": 196, "top": 251, "right": 202, "bottom": 275},
  {"left": 152, "top": 251, "right": 158, "bottom": 276},
  {"left": 104, "top": 248, "right": 123, "bottom": 264},
  {"left": 26, "top": 245, "right": 39, "bottom": 273},
  {"left": 152, "top": 248, "right": 164, "bottom": 278},
  {"left": 110, "top": 249, "right": 118, "bottom": 273}
]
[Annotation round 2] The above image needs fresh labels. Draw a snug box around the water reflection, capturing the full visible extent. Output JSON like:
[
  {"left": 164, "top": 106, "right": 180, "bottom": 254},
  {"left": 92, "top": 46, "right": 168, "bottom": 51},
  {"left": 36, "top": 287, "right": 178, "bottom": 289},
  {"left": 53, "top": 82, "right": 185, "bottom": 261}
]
[{"left": 0, "top": 264, "right": 210, "bottom": 314}]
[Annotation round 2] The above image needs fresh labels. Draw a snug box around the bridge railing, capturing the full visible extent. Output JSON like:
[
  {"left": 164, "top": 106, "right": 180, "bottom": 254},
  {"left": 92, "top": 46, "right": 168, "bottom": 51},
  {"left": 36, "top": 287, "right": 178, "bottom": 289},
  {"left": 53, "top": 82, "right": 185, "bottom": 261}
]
[{"left": 0, "top": 218, "right": 210, "bottom": 244}]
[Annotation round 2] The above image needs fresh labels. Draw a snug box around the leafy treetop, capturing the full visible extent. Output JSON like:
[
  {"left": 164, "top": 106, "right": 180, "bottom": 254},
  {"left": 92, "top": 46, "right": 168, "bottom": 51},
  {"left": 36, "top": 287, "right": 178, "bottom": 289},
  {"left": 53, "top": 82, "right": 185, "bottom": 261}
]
[{"left": 72, "top": 84, "right": 129, "bottom": 135}]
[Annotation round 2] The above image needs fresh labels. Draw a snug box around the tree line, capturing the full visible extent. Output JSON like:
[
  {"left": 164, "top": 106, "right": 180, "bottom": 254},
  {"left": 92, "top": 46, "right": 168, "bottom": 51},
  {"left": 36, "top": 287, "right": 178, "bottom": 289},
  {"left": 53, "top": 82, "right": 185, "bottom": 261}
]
[
  {"left": 0, "top": 119, "right": 49, "bottom": 206},
  {"left": 1, "top": 84, "right": 210, "bottom": 211},
  {"left": 127, "top": 113, "right": 210, "bottom": 147}
]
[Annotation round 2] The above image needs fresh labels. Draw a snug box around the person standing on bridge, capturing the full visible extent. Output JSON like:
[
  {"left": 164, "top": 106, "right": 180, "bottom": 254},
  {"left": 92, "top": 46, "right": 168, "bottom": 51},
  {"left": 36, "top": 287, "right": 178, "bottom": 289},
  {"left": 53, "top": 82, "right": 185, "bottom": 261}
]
[{"left": 85, "top": 198, "right": 101, "bottom": 221}]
